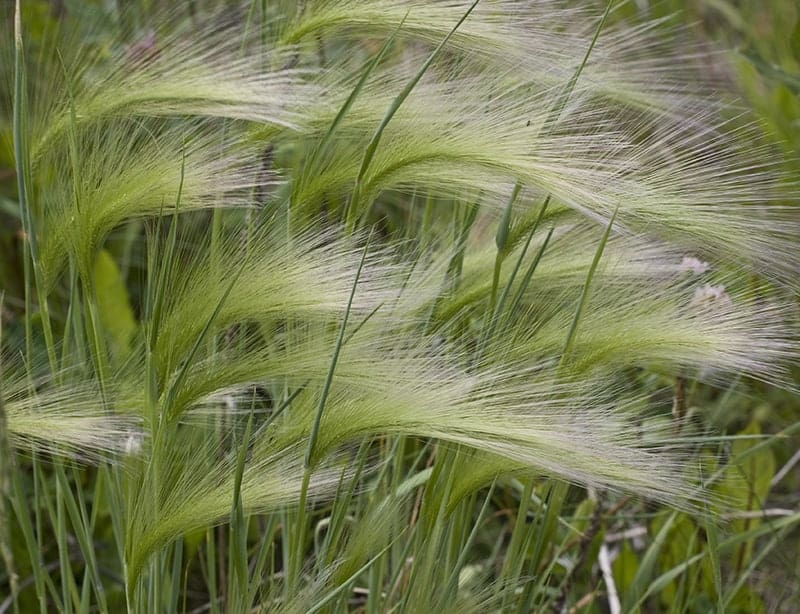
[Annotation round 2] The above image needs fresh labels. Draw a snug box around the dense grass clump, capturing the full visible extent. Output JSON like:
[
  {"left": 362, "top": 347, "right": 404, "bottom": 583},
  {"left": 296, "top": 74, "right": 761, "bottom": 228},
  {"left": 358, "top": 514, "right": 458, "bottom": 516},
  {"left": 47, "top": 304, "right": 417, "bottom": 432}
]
[{"left": 1, "top": 1, "right": 798, "bottom": 612}]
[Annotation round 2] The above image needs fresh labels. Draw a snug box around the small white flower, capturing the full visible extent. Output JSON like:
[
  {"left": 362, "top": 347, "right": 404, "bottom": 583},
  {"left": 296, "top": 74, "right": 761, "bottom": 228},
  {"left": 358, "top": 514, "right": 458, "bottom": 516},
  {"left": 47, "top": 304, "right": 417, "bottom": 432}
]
[
  {"left": 691, "top": 283, "right": 732, "bottom": 310},
  {"left": 679, "top": 256, "right": 709, "bottom": 275}
]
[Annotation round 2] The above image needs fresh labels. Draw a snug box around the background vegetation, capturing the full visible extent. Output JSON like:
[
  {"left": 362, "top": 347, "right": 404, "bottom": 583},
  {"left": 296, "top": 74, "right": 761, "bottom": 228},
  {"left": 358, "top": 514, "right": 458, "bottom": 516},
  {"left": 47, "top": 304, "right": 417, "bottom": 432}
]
[{"left": 0, "top": 1, "right": 798, "bottom": 612}]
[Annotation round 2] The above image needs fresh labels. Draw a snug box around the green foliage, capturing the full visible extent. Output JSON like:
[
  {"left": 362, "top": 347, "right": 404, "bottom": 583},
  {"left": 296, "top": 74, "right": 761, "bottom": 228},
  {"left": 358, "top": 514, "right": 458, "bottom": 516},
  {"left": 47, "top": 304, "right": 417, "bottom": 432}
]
[
  {"left": 93, "top": 249, "right": 136, "bottom": 362},
  {"left": 0, "top": 1, "right": 798, "bottom": 612}
]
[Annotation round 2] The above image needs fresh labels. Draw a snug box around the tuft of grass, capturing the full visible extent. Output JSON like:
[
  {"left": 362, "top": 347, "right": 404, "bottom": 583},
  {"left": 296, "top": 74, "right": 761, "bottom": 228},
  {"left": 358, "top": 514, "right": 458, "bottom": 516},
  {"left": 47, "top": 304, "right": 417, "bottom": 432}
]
[{"left": 0, "top": 1, "right": 798, "bottom": 612}]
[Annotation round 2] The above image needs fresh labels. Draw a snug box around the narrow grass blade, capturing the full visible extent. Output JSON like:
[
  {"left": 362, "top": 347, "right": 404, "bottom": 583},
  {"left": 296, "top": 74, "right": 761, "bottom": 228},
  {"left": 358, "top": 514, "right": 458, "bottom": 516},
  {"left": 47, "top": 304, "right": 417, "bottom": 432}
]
[
  {"left": 306, "top": 541, "right": 397, "bottom": 614},
  {"left": 305, "top": 234, "right": 372, "bottom": 469},
  {"left": 162, "top": 258, "right": 245, "bottom": 424},
  {"left": 0, "top": 294, "right": 20, "bottom": 613},
  {"left": 317, "top": 16, "right": 406, "bottom": 156},
  {"left": 629, "top": 512, "right": 800, "bottom": 611},
  {"left": 346, "top": 0, "right": 481, "bottom": 226},
  {"left": 623, "top": 510, "right": 679, "bottom": 612},
  {"left": 548, "top": 0, "right": 614, "bottom": 124},
  {"left": 443, "top": 481, "right": 496, "bottom": 599},
  {"left": 228, "top": 406, "right": 255, "bottom": 602},
  {"left": 290, "top": 234, "right": 372, "bottom": 591},
  {"left": 560, "top": 206, "right": 618, "bottom": 367}
]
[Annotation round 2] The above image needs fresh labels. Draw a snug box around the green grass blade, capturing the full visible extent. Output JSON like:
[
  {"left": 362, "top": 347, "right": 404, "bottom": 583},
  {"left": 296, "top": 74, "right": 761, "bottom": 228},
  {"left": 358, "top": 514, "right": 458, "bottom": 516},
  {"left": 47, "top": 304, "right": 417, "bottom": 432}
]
[
  {"left": 13, "top": 0, "right": 33, "bottom": 366},
  {"left": 317, "top": 16, "right": 405, "bottom": 156},
  {"left": 13, "top": 1, "right": 57, "bottom": 374},
  {"left": 559, "top": 206, "right": 618, "bottom": 367},
  {"left": 623, "top": 510, "right": 679, "bottom": 613},
  {"left": 703, "top": 513, "right": 725, "bottom": 614},
  {"left": 346, "top": 0, "right": 481, "bottom": 226},
  {"left": 162, "top": 258, "right": 245, "bottom": 424},
  {"left": 630, "top": 512, "right": 800, "bottom": 611},
  {"left": 0, "top": 294, "right": 20, "bottom": 614},
  {"left": 305, "top": 234, "right": 372, "bottom": 469},
  {"left": 228, "top": 405, "right": 255, "bottom": 603},
  {"left": 307, "top": 541, "right": 397, "bottom": 614},
  {"left": 442, "top": 481, "right": 496, "bottom": 600},
  {"left": 548, "top": 0, "right": 614, "bottom": 124},
  {"left": 290, "top": 234, "right": 372, "bottom": 591}
]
